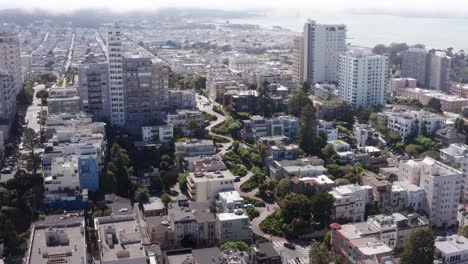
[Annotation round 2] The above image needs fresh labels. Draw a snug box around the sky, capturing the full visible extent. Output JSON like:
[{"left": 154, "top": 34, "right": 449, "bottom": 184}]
[{"left": 1, "top": 0, "right": 468, "bottom": 15}]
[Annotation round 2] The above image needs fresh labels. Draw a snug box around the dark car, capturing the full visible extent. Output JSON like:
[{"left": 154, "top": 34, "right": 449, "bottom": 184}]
[{"left": 284, "top": 242, "right": 296, "bottom": 250}]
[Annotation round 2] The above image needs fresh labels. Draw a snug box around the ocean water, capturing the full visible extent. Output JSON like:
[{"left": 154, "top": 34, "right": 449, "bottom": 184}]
[{"left": 227, "top": 10, "right": 468, "bottom": 51}]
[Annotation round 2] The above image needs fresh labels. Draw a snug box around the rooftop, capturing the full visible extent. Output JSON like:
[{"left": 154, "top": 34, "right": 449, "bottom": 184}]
[
  {"left": 28, "top": 212, "right": 86, "bottom": 264},
  {"left": 95, "top": 214, "right": 146, "bottom": 262},
  {"left": 435, "top": 235, "right": 468, "bottom": 254},
  {"left": 217, "top": 211, "right": 249, "bottom": 221}
]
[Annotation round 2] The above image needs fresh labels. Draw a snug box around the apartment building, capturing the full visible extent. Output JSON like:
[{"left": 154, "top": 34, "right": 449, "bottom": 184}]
[
  {"left": 303, "top": 20, "right": 346, "bottom": 83},
  {"left": 175, "top": 139, "right": 216, "bottom": 157},
  {"left": 217, "top": 190, "right": 244, "bottom": 213},
  {"left": 401, "top": 48, "right": 427, "bottom": 87},
  {"left": 440, "top": 143, "right": 468, "bottom": 202},
  {"left": 78, "top": 62, "right": 110, "bottom": 120},
  {"left": 242, "top": 115, "right": 298, "bottom": 142},
  {"left": 107, "top": 25, "right": 125, "bottom": 126},
  {"left": 216, "top": 211, "right": 252, "bottom": 244},
  {"left": 94, "top": 214, "right": 147, "bottom": 263},
  {"left": 47, "top": 87, "right": 80, "bottom": 114},
  {"left": 338, "top": 48, "right": 388, "bottom": 107},
  {"left": 399, "top": 157, "right": 462, "bottom": 228},
  {"left": 292, "top": 35, "right": 304, "bottom": 84},
  {"left": 329, "top": 184, "right": 372, "bottom": 223},
  {"left": 0, "top": 71, "right": 16, "bottom": 121},
  {"left": 435, "top": 235, "right": 468, "bottom": 264},
  {"left": 317, "top": 120, "right": 338, "bottom": 141},
  {"left": 378, "top": 109, "right": 446, "bottom": 141},
  {"left": 141, "top": 124, "right": 174, "bottom": 144},
  {"left": 187, "top": 170, "right": 235, "bottom": 203},
  {"left": 26, "top": 212, "right": 87, "bottom": 264},
  {"left": 331, "top": 222, "right": 393, "bottom": 264},
  {"left": 168, "top": 90, "right": 196, "bottom": 109},
  {"left": 0, "top": 32, "right": 22, "bottom": 94},
  {"left": 268, "top": 156, "right": 325, "bottom": 179}
]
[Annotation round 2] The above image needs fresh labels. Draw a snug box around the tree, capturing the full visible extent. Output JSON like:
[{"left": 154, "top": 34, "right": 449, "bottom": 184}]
[
  {"left": 455, "top": 118, "right": 465, "bottom": 134},
  {"left": 302, "top": 81, "right": 311, "bottom": 93},
  {"left": 298, "top": 102, "right": 317, "bottom": 155},
  {"left": 107, "top": 144, "right": 132, "bottom": 197},
  {"left": 135, "top": 187, "right": 150, "bottom": 203},
  {"left": 220, "top": 241, "right": 250, "bottom": 252},
  {"left": 179, "top": 173, "right": 189, "bottom": 194},
  {"left": 257, "top": 83, "right": 272, "bottom": 117},
  {"left": 321, "top": 143, "right": 336, "bottom": 159},
  {"left": 161, "top": 193, "right": 172, "bottom": 208},
  {"left": 280, "top": 193, "right": 313, "bottom": 222},
  {"left": 23, "top": 128, "right": 40, "bottom": 175},
  {"left": 275, "top": 178, "right": 293, "bottom": 196},
  {"left": 184, "top": 119, "right": 200, "bottom": 136},
  {"left": 288, "top": 88, "right": 312, "bottom": 117},
  {"left": 310, "top": 192, "right": 334, "bottom": 226},
  {"left": 428, "top": 98, "right": 442, "bottom": 113},
  {"left": 309, "top": 243, "right": 332, "bottom": 264},
  {"left": 372, "top": 44, "right": 387, "bottom": 55},
  {"left": 400, "top": 228, "right": 434, "bottom": 264},
  {"left": 338, "top": 102, "right": 354, "bottom": 123},
  {"left": 459, "top": 225, "right": 468, "bottom": 238}
]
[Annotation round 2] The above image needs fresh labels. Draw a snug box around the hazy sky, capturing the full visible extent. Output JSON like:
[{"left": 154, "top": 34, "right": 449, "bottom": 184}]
[{"left": 1, "top": 0, "right": 468, "bottom": 14}]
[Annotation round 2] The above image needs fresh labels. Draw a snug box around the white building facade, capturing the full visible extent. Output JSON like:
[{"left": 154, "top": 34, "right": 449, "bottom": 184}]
[
  {"left": 107, "top": 25, "right": 125, "bottom": 126},
  {"left": 338, "top": 48, "right": 388, "bottom": 107},
  {"left": 303, "top": 20, "right": 346, "bottom": 84}
]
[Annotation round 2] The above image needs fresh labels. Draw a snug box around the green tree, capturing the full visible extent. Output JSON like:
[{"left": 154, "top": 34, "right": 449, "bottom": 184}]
[
  {"left": 321, "top": 143, "right": 336, "bottom": 159},
  {"left": 275, "top": 178, "right": 293, "bottom": 196},
  {"left": 179, "top": 173, "right": 189, "bottom": 194},
  {"left": 428, "top": 98, "right": 442, "bottom": 113},
  {"left": 400, "top": 228, "right": 434, "bottom": 264},
  {"left": 338, "top": 102, "right": 354, "bottom": 123},
  {"left": 309, "top": 243, "right": 332, "bottom": 264},
  {"left": 23, "top": 128, "right": 40, "bottom": 175},
  {"left": 257, "top": 82, "right": 272, "bottom": 117},
  {"left": 280, "top": 193, "right": 313, "bottom": 222},
  {"left": 298, "top": 102, "right": 317, "bottom": 155},
  {"left": 135, "top": 187, "right": 150, "bottom": 203},
  {"left": 288, "top": 88, "right": 312, "bottom": 117},
  {"left": 107, "top": 144, "right": 132, "bottom": 197},
  {"left": 459, "top": 225, "right": 468, "bottom": 238},
  {"left": 184, "top": 119, "right": 200, "bottom": 136},
  {"left": 310, "top": 192, "right": 334, "bottom": 226},
  {"left": 220, "top": 241, "right": 250, "bottom": 252}
]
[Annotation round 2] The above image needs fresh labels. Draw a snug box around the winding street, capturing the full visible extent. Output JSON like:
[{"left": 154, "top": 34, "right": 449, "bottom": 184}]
[
  {"left": 196, "top": 94, "right": 284, "bottom": 241},
  {"left": 196, "top": 95, "right": 233, "bottom": 155}
]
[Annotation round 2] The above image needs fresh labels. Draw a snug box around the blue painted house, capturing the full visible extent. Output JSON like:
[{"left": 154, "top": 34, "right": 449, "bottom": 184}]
[{"left": 78, "top": 156, "right": 99, "bottom": 192}]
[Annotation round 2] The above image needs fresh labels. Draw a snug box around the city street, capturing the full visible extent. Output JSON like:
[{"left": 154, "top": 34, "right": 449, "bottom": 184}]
[
  {"left": 26, "top": 84, "right": 47, "bottom": 133},
  {"left": 272, "top": 241, "right": 310, "bottom": 264}
]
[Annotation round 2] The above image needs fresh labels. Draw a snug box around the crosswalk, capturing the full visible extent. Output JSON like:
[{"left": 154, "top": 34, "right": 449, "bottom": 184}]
[{"left": 271, "top": 241, "right": 309, "bottom": 264}]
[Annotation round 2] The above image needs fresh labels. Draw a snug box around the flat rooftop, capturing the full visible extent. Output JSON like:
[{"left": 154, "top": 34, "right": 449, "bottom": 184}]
[
  {"left": 28, "top": 213, "right": 86, "bottom": 264},
  {"left": 95, "top": 215, "right": 147, "bottom": 263}
]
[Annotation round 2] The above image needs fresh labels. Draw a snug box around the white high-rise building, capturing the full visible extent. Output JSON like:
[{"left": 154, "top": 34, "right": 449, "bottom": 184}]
[
  {"left": 338, "top": 48, "right": 388, "bottom": 107},
  {"left": 398, "top": 157, "right": 461, "bottom": 229},
  {"left": 302, "top": 20, "right": 346, "bottom": 84},
  {"left": 427, "top": 51, "right": 451, "bottom": 92},
  {"left": 0, "top": 32, "right": 22, "bottom": 95},
  {"left": 106, "top": 25, "right": 125, "bottom": 126},
  {"left": 292, "top": 35, "right": 304, "bottom": 85}
]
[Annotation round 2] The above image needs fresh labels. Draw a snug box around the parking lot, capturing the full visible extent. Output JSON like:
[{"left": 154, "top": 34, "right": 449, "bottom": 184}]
[{"left": 272, "top": 241, "right": 310, "bottom": 264}]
